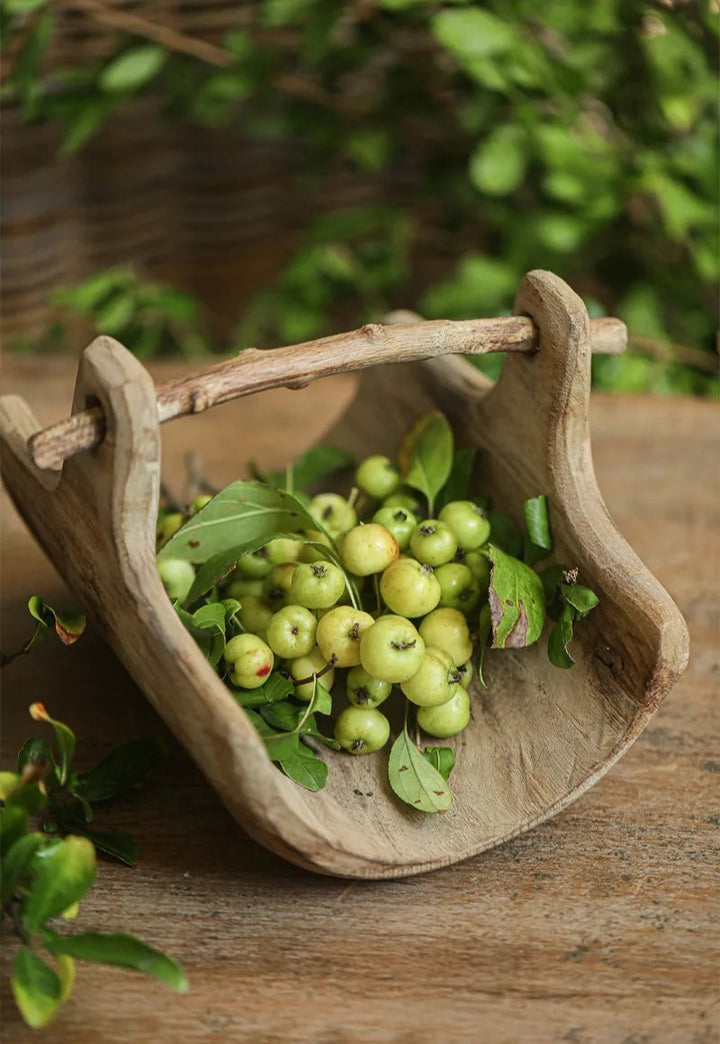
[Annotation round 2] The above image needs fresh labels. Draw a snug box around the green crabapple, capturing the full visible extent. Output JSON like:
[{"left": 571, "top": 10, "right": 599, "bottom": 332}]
[
  {"left": 315, "top": 606, "right": 375, "bottom": 668},
  {"left": 418, "top": 607, "right": 473, "bottom": 666},
  {"left": 416, "top": 684, "right": 471, "bottom": 738},
  {"left": 371, "top": 506, "right": 417, "bottom": 551},
  {"left": 434, "top": 563, "right": 481, "bottom": 613},
  {"left": 225, "top": 633, "right": 274, "bottom": 689},
  {"left": 237, "top": 594, "right": 274, "bottom": 640},
  {"left": 454, "top": 659, "right": 474, "bottom": 690},
  {"left": 157, "top": 559, "right": 195, "bottom": 603},
  {"left": 334, "top": 706, "right": 390, "bottom": 755},
  {"left": 289, "top": 646, "right": 335, "bottom": 701},
  {"left": 265, "top": 604, "right": 317, "bottom": 659},
  {"left": 462, "top": 550, "right": 491, "bottom": 594},
  {"left": 236, "top": 546, "right": 274, "bottom": 579},
  {"left": 346, "top": 666, "right": 392, "bottom": 708},
  {"left": 189, "top": 494, "right": 213, "bottom": 515},
  {"left": 156, "top": 512, "right": 184, "bottom": 550},
  {"left": 438, "top": 500, "right": 491, "bottom": 551},
  {"left": 225, "top": 577, "right": 265, "bottom": 600},
  {"left": 341, "top": 523, "right": 399, "bottom": 576},
  {"left": 263, "top": 562, "right": 297, "bottom": 610},
  {"left": 355, "top": 455, "right": 400, "bottom": 500},
  {"left": 309, "top": 493, "right": 357, "bottom": 538},
  {"left": 410, "top": 520, "right": 458, "bottom": 567},
  {"left": 266, "top": 537, "right": 301, "bottom": 564},
  {"left": 383, "top": 487, "right": 425, "bottom": 517},
  {"left": 400, "top": 646, "right": 456, "bottom": 708},
  {"left": 380, "top": 558, "right": 441, "bottom": 618},
  {"left": 360, "top": 616, "right": 426, "bottom": 684},
  {"left": 290, "top": 561, "right": 346, "bottom": 610},
  {"left": 298, "top": 528, "right": 333, "bottom": 563}
]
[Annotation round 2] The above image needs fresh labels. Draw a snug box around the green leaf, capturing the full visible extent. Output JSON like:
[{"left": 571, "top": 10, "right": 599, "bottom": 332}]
[
  {"left": 388, "top": 728, "right": 452, "bottom": 813},
  {"left": 399, "top": 412, "right": 454, "bottom": 516},
  {"left": 523, "top": 495, "right": 552, "bottom": 552},
  {"left": 100, "top": 46, "right": 167, "bottom": 93},
  {"left": 488, "top": 545, "right": 546, "bottom": 649},
  {"left": 278, "top": 746, "right": 328, "bottom": 791},
  {"left": 11, "top": 949, "right": 62, "bottom": 1030},
  {"left": 436, "top": 448, "right": 477, "bottom": 511},
  {"left": 263, "top": 445, "right": 354, "bottom": 492},
  {"left": 28, "top": 704, "right": 76, "bottom": 786},
  {"left": 231, "top": 672, "right": 294, "bottom": 707},
  {"left": 476, "top": 601, "right": 492, "bottom": 688},
  {"left": 422, "top": 747, "right": 456, "bottom": 781},
  {"left": 560, "top": 583, "right": 599, "bottom": 618},
  {"left": 158, "top": 481, "right": 321, "bottom": 601},
  {"left": 22, "top": 836, "right": 96, "bottom": 932},
  {"left": 70, "top": 828, "right": 140, "bottom": 868},
  {"left": 27, "top": 596, "right": 86, "bottom": 649},
  {"left": 486, "top": 511, "right": 524, "bottom": 559},
  {"left": 75, "top": 736, "right": 166, "bottom": 803},
  {"left": 1, "top": 832, "right": 45, "bottom": 906},
  {"left": 432, "top": 9, "right": 515, "bottom": 62},
  {"left": 17, "top": 736, "right": 55, "bottom": 775},
  {"left": 469, "top": 125, "right": 527, "bottom": 196},
  {"left": 244, "top": 711, "right": 304, "bottom": 762},
  {"left": 44, "top": 932, "right": 187, "bottom": 992},
  {"left": 548, "top": 603, "right": 576, "bottom": 669},
  {"left": 6, "top": 0, "right": 49, "bottom": 12}
]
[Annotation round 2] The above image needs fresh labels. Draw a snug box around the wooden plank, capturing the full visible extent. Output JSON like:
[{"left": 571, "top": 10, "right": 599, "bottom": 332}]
[{"left": 1, "top": 353, "right": 717, "bottom": 1042}]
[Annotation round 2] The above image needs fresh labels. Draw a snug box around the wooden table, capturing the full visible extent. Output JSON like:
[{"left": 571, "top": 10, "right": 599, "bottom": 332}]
[{"left": 1, "top": 356, "right": 717, "bottom": 1044}]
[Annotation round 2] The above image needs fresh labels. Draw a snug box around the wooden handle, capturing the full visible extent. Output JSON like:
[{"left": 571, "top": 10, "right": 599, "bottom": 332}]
[{"left": 28, "top": 315, "right": 625, "bottom": 470}]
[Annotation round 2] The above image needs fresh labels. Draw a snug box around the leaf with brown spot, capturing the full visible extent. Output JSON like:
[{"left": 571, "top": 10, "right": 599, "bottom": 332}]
[
  {"left": 488, "top": 545, "right": 545, "bottom": 649},
  {"left": 388, "top": 728, "right": 452, "bottom": 813}
]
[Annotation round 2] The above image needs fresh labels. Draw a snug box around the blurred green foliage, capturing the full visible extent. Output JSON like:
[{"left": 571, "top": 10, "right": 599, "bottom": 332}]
[{"left": 3, "top": 0, "right": 717, "bottom": 394}]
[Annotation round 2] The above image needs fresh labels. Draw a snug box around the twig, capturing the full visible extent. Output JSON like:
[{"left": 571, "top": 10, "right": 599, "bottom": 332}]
[
  {"left": 27, "top": 316, "right": 627, "bottom": 470},
  {"left": 628, "top": 335, "right": 718, "bottom": 374}
]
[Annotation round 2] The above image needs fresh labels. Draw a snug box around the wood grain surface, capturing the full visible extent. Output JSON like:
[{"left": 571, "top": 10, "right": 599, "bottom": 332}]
[{"left": 1, "top": 355, "right": 718, "bottom": 1043}]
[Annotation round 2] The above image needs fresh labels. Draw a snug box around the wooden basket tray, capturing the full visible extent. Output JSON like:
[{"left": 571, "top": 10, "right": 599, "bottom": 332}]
[{"left": 0, "top": 270, "right": 689, "bottom": 879}]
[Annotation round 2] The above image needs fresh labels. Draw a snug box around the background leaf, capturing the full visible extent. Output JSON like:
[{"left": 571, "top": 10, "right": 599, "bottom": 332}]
[
  {"left": 548, "top": 602, "right": 576, "bottom": 669},
  {"left": 523, "top": 495, "right": 552, "bottom": 552},
  {"left": 100, "top": 47, "right": 167, "bottom": 93},
  {"left": 436, "top": 448, "right": 477, "bottom": 511},
  {"left": 28, "top": 704, "right": 75, "bottom": 785},
  {"left": 422, "top": 746, "right": 456, "bottom": 782}
]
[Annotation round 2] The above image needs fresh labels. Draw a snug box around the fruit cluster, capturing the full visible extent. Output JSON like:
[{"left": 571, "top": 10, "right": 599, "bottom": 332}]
[
  {"left": 156, "top": 412, "right": 599, "bottom": 811},
  {"left": 217, "top": 465, "right": 493, "bottom": 756}
]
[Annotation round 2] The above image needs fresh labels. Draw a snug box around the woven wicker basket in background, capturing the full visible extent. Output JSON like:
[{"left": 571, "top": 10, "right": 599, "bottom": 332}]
[{"left": 2, "top": 2, "right": 417, "bottom": 346}]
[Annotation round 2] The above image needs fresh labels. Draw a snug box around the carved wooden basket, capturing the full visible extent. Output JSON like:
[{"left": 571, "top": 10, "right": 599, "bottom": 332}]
[{"left": 0, "top": 271, "right": 689, "bottom": 879}]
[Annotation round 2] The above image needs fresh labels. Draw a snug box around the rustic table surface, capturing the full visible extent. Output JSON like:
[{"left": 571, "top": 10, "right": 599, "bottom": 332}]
[{"left": 1, "top": 355, "right": 717, "bottom": 1044}]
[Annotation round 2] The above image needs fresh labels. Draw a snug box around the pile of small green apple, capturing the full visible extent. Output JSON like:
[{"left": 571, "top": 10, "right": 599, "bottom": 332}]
[{"left": 181, "top": 455, "right": 493, "bottom": 758}]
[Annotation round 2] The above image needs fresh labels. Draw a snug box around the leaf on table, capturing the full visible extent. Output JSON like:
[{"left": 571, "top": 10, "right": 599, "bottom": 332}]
[
  {"left": 388, "top": 729, "right": 452, "bottom": 813},
  {"left": 231, "top": 672, "right": 295, "bottom": 708},
  {"left": 43, "top": 931, "right": 187, "bottom": 992},
  {"left": 278, "top": 746, "right": 328, "bottom": 791},
  {"left": 435, "top": 448, "right": 478, "bottom": 511},
  {"left": 75, "top": 736, "right": 167, "bottom": 803},
  {"left": 21, "top": 836, "right": 96, "bottom": 932},
  {"left": 28, "top": 704, "right": 76, "bottom": 786},
  {"left": 399, "top": 412, "right": 454, "bottom": 515},
  {"left": 487, "top": 545, "right": 545, "bottom": 649},
  {"left": 69, "top": 828, "right": 141, "bottom": 868},
  {"left": 11, "top": 949, "right": 63, "bottom": 1030}
]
